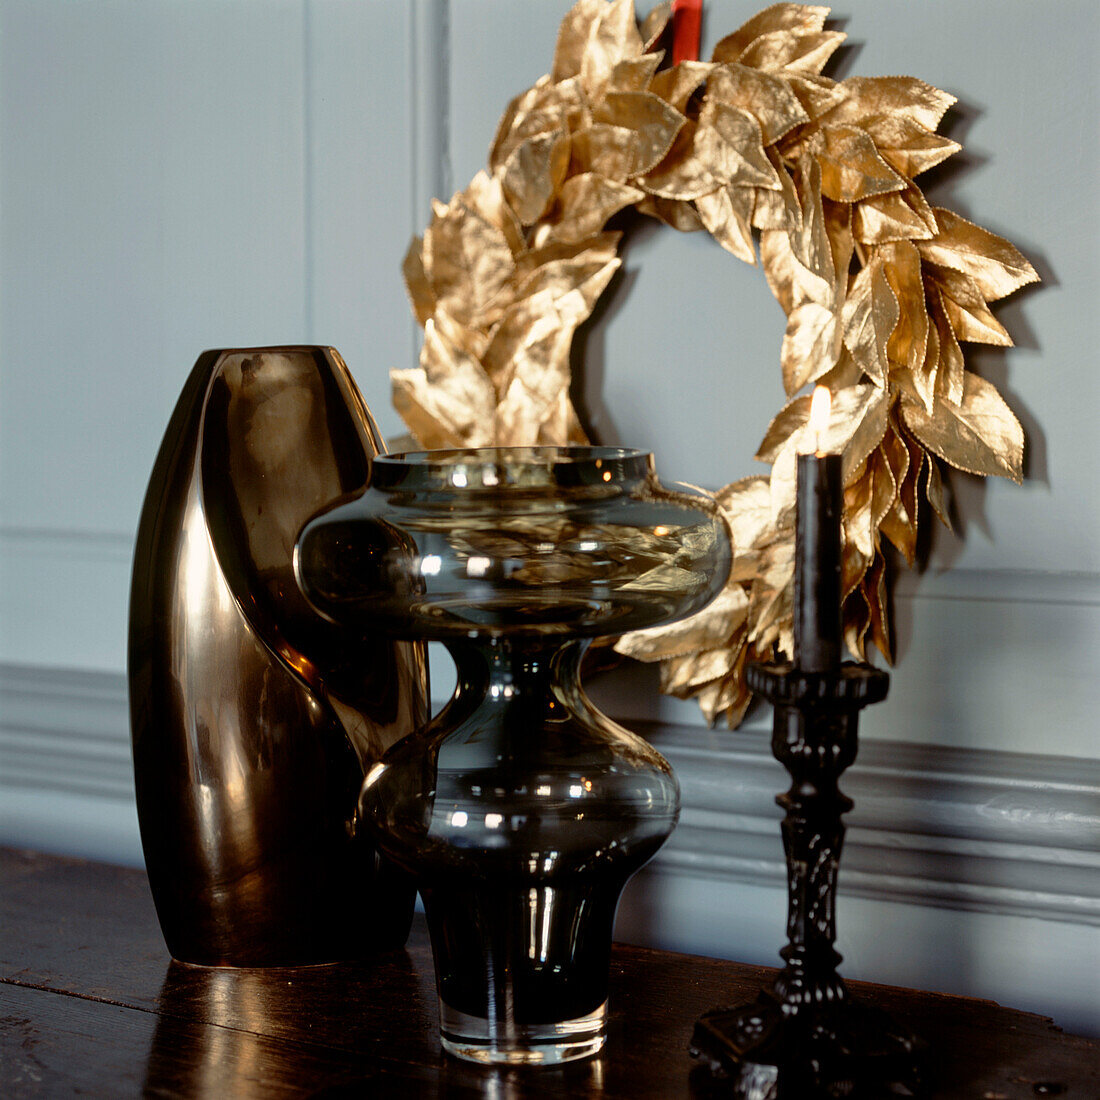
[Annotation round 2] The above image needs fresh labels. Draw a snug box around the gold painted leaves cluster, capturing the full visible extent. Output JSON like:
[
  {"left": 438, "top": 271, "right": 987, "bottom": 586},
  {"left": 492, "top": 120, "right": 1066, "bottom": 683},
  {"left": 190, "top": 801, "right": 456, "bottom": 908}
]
[{"left": 394, "top": 0, "right": 1037, "bottom": 728}]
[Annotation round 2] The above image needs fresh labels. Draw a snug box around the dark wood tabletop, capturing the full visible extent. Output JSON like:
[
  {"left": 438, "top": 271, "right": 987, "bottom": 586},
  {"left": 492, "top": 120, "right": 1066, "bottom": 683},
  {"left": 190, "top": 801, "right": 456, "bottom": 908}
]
[{"left": 1, "top": 847, "right": 1096, "bottom": 1098}]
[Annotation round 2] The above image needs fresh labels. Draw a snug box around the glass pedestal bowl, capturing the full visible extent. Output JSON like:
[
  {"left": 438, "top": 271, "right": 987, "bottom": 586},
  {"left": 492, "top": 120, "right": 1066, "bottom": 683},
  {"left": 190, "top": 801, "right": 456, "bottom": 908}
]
[{"left": 296, "top": 446, "right": 730, "bottom": 1065}]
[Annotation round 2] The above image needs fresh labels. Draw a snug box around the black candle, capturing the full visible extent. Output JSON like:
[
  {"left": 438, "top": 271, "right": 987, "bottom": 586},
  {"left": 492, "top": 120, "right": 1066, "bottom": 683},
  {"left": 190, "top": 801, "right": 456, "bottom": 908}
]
[{"left": 794, "top": 388, "right": 842, "bottom": 671}]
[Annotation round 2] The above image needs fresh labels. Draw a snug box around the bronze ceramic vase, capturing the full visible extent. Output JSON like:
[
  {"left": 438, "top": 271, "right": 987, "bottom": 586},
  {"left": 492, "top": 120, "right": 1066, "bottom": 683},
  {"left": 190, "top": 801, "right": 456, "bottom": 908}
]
[{"left": 129, "top": 346, "right": 428, "bottom": 966}]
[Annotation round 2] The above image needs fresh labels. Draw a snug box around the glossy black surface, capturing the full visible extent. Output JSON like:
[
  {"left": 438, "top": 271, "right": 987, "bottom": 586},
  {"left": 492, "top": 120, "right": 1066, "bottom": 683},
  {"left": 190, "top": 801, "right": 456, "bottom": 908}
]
[
  {"left": 691, "top": 661, "right": 925, "bottom": 1096},
  {"left": 794, "top": 452, "right": 843, "bottom": 672}
]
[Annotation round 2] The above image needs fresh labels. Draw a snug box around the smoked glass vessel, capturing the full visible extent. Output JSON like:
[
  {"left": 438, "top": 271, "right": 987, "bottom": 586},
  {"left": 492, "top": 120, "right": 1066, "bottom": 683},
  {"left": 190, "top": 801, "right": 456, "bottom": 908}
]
[{"left": 296, "top": 446, "right": 730, "bottom": 1063}]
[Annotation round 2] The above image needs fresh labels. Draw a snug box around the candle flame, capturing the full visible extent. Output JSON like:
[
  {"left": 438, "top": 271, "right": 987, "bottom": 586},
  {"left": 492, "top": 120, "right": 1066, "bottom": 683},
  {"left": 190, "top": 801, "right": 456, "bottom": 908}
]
[{"left": 808, "top": 386, "right": 831, "bottom": 453}]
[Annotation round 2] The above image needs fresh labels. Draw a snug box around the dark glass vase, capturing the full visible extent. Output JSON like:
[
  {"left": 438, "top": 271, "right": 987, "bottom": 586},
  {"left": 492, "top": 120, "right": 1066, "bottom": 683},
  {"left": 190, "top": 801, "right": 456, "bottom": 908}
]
[{"left": 296, "top": 446, "right": 730, "bottom": 1064}]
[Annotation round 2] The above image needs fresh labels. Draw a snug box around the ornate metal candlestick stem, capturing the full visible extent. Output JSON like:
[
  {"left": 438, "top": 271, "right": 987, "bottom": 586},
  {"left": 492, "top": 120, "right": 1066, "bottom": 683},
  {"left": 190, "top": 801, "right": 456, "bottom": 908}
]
[
  {"left": 690, "top": 659, "right": 928, "bottom": 1097},
  {"left": 692, "top": 391, "right": 927, "bottom": 1096}
]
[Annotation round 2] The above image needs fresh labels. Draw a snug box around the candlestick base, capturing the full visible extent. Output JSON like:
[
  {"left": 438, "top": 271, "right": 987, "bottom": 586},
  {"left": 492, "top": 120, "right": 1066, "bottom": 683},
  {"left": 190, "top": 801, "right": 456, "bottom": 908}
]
[
  {"left": 690, "top": 658, "right": 928, "bottom": 1097},
  {"left": 690, "top": 991, "right": 928, "bottom": 1099}
]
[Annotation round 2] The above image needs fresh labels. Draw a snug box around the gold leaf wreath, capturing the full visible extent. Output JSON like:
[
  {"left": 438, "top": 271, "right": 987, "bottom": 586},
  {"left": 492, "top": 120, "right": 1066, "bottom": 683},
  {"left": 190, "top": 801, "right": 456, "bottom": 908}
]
[{"left": 392, "top": 0, "right": 1037, "bottom": 729}]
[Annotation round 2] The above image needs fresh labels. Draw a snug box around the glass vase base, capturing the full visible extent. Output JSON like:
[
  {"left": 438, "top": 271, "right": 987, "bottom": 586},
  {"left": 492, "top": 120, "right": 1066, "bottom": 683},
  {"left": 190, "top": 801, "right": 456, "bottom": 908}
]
[{"left": 439, "top": 999, "right": 607, "bottom": 1066}]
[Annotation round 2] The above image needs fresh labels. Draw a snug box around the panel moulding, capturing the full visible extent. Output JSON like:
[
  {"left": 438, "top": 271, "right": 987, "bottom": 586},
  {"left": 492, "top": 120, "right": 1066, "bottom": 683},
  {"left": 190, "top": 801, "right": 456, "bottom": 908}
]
[{"left": 2, "top": 662, "right": 1097, "bottom": 928}]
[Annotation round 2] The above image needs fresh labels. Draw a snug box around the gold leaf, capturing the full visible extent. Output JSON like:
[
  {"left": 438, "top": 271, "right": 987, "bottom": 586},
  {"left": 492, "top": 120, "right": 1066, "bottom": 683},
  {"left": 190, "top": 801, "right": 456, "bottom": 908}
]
[
  {"left": 899, "top": 422, "right": 926, "bottom": 534},
  {"left": 859, "top": 113, "right": 961, "bottom": 179},
  {"left": 841, "top": 256, "right": 899, "bottom": 389},
  {"left": 706, "top": 63, "right": 810, "bottom": 145},
  {"left": 868, "top": 445, "right": 899, "bottom": 532},
  {"left": 391, "top": 369, "right": 464, "bottom": 450},
  {"left": 608, "top": 52, "right": 664, "bottom": 93},
  {"left": 491, "top": 78, "right": 587, "bottom": 170},
  {"left": 863, "top": 551, "right": 891, "bottom": 662},
  {"left": 900, "top": 371, "right": 1024, "bottom": 483},
  {"left": 791, "top": 155, "right": 834, "bottom": 287},
  {"left": 593, "top": 91, "right": 686, "bottom": 175},
  {"left": 824, "top": 198, "right": 853, "bottom": 293},
  {"left": 638, "top": 194, "right": 705, "bottom": 231},
  {"left": 578, "top": 0, "right": 645, "bottom": 99},
  {"left": 822, "top": 76, "right": 956, "bottom": 133},
  {"left": 512, "top": 254, "right": 620, "bottom": 321},
  {"left": 924, "top": 451, "right": 952, "bottom": 529},
  {"left": 748, "top": 537, "right": 795, "bottom": 645},
  {"left": 880, "top": 240, "right": 930, "bottom": 403},
  {"left": 423, "top": 199, "right": 515, "bottom": 327},
  {"left": 841, "top": 528, "right": 873, "bottom": 602},
  {"left": 639, "top": 120, "right": 719, "bottom": 199},
  {"left": 760, "top": 227, "right": 798, "bottom": 311},
  {"left": 930, "top": 291, "right": 965, "bottom": 404},
  {"left": 785, "top": 72, "right": 848, "bottom": 120},
  {"left": 844, "top": 463, "right": 875, "bottom": 562},
  {"left": 738, "top": 30, "right": 846, "bottom": 76},
  {"left": 716, "top": 476, "right": 775, "bottom": 568},
  {"left": 817, "top": 346, "right": 865, "bottom": 392},
  {"left": 928, "top": 265, "right": 1012, "bottom": 346},
  {"left": 695, "top": 186, "right": 756, "bottom": 263},
  {"left": 641, "top": 2, "right": 672, "bottom": 51},
  {"left": 392, "top": 318, "right": 498, "bottom": 448},
  {"left": 570, "top": 123, "right": 642, "bottom": 180},
  {"left": 493, "top": 326, "right": 575, "bottom": 445},
  {"left": 756, "top": 392, "right": 812, "bottom": 463},
  {"left": 648, "top": 60, "right": 714, "bottom": 113},
  {"left": 879, "top": 495, "right": 915, "bottom": 563},
  {"left": 553, "top": 0, "right": 604, "bottom": 81},
  {"left": 549, "top": 174, "right": 645, "bottom": 241},
  {"left": 762, "top": 383, "right": 889, "bottom": 491},
  {"left": 544, "top": 388, "right": 588, "bottom": 445},
  {"left": 917, "top": 208, "right": 1039, "bottom": 301},
  {"left": 616, "top": 585, "right": 749, "bottom": 661},
  {"left": 752, "top": 149, "right": 801, "bottom": 229},
  {"left": 402, "top": 237, "right": 435, "bottom": 327},
  {"left": 697, "top": 657, "right": 755, "bottom": 729},
  {"left": 920, "top": 313, "right": 941, "bottom": 411},
  {"left": 781, "top": 301, "right": 841, "bottom": 393},
  {"left": 813, "top": 125, "right": 908, "bottom": 202},
  {"left": 764, "top": 430, "right": 801, "bottom": 523},
  {"left": 463, "top": 171, "right": 526, "bottom": 255},
  {"left": 878, "top": 426, "right": 917, "bottom": 562},
  {"left": 490, "top": 79, "right": 543, "bottom": 171},
  {"left": 502, "top": 130, "right": 571, "bottom": 225},
  {"left": 431, "top": 309, "right": 490, "bottom": 362},
  {"left": 694, "top": 101, "right": 781, "bottom": 190},
  {"left": 512, "top": 232, "right": 622, "bottom": 286},
  {"left": 484, "top": 258, "right": 619, "bottom": 394},
  {"left": 838, "top": 384, "right": 891, "bottom": 483},
  {"left": 712, "top": 4, "right": 830, "bottom": 64},
  {"left": 853, "top": 186, "right": 938, "bottom": 244},
  {"left": 660, "top": 647, "right": 735, "bottom": 696},
  {"left": 843, "top": 587, "right": 871, "bottom": 661}
]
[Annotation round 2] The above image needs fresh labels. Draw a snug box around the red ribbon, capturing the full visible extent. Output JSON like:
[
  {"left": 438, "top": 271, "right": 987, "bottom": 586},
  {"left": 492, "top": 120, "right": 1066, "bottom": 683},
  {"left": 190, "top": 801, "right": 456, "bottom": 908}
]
[{"left": 671, "top": 0, "right": 703, "bottom": 64}]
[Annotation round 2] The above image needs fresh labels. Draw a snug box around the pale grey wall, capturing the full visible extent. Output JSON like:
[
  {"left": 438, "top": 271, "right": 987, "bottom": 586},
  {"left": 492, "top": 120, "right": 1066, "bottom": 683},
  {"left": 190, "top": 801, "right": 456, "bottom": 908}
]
[{"left": 2, "top": 0, "right": 1098, "bottom": 1034}]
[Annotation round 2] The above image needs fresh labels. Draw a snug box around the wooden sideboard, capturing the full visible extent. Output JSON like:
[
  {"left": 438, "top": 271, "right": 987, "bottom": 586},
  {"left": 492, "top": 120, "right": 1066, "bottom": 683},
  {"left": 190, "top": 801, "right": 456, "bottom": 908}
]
[{"left": 1, "top": 848, "right": 1095, "bottom": 1097}]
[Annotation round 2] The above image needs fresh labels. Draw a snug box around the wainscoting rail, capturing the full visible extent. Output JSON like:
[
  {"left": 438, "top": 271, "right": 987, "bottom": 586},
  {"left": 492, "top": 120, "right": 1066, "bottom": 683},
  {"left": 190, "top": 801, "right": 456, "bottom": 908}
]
[{"left": 1, "top": 662, "right": 1098, "bottom": 927}]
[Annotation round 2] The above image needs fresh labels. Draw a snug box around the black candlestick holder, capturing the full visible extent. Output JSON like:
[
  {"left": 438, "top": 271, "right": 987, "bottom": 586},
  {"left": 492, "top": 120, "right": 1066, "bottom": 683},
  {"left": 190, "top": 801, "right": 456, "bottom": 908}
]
[{"left": 690, "top": 659, "right": 929, "bottom": 1099}]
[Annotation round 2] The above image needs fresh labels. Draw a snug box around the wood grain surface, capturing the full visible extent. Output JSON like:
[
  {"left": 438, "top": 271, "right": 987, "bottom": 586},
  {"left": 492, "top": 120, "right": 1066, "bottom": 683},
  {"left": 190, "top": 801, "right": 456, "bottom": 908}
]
[{"left": 1, "top": 848, "right": 1096, "bottom": 1098}]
